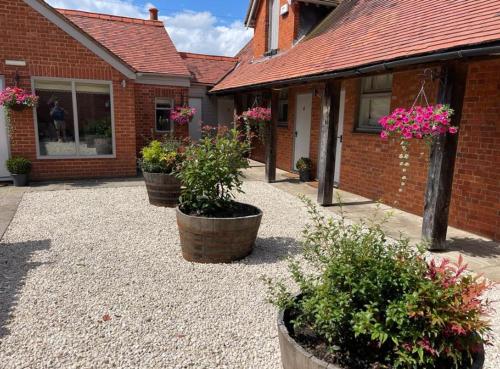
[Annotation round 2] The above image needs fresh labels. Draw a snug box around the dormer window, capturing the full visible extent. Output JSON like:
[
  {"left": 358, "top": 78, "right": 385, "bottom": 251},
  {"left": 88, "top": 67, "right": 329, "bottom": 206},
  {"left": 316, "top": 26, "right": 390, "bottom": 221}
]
[{"left": 268, "top": 0, "right": 280, "bottom": 52}]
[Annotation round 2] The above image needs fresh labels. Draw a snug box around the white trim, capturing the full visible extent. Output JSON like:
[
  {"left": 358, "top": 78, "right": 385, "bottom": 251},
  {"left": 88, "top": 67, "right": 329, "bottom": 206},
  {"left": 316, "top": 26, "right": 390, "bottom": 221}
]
[
  {"left": 155, "top": 98, "right": 174, "bottom": 134},
  {"left": 5, "top": 60, "right": 27, "bottom": 67},
  {"left": 31, "top": 76, "right": 117, "bottom": 160},
  {"left": 23, "top": 0, "right": 136, "bottom": 80},
  {"left": 0, "top": 75, "right": 12, "bottom": 180},
  {"left": 136, "top": 74, "right": 191, "bottom": 87}
]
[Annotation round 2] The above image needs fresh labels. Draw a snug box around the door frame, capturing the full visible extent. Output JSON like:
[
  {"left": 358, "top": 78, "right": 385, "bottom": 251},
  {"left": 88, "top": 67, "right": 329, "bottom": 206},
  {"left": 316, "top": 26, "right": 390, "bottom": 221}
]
[
  {"left": 0, "top": 75, "right": 12, "bottom": 180},
  {"left": 292, "top": 92, "right": 313, "bottom": 171},
  {"left": 334, "top": 87, "right": 346, "bottom": 186}
]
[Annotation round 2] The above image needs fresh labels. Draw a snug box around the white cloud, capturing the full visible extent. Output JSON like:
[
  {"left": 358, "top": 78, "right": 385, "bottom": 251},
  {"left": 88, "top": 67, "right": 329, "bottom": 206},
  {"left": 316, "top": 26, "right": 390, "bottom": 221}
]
[{"left": 45, "top": 0, "right": 253, "bottom": 56}]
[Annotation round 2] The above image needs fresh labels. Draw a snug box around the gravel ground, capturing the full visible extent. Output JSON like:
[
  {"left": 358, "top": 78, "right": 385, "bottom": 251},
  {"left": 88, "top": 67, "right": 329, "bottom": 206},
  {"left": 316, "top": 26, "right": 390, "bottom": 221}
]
[{"left": 0, "top": 182, "right": 498, "bottom": 369}]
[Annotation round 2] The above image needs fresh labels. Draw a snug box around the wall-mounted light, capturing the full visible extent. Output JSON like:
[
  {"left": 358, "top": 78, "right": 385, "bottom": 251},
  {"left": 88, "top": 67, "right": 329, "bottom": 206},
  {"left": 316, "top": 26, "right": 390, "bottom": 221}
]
[{"left": 121, "top": 79, "right": 127, "bottom": 88}]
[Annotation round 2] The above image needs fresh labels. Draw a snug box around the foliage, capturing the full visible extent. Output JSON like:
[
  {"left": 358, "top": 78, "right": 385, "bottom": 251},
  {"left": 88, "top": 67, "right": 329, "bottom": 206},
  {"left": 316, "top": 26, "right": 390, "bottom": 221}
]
[
  {"left": 85, "top": 118, "right": 112, "bottom": 138},
  {"left": 139, "top": 139, "right": 183, "bottom": 174},
  {"left": 171, "top": 106, "right": 196, "bottom": 125},
  {"left": 266, "top": 197, "right": 492, "bottom": 369},
  {"left": 0, "top": 87, "right": 39, "bottom": 110},
  {"left": 177, "top": 128, "right": 250, "bottom": 216},
  {"left": 6, "top": 156, "right": 32, "bottom": 175},
  {"left": 296, "top": 157, "right": 313, "bottom": 171}
]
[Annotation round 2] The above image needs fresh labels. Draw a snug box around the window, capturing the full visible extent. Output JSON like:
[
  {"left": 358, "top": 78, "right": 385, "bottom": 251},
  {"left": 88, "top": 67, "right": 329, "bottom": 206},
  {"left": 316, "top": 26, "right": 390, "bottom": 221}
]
[
  {"left": 278, "top": 89, "right": 289, "bottom": 127},
  {"left": 34, "top": 79, "right": 113, "bottom": 157},
  {"left": 156, "top": 99, "right": 173, "bottom": 132},
  {"left": 357, "top": 74, "right": 393, "bottom": 132},
  {"left": 268, "top": 0, "right": 280, "bottom": 51}
]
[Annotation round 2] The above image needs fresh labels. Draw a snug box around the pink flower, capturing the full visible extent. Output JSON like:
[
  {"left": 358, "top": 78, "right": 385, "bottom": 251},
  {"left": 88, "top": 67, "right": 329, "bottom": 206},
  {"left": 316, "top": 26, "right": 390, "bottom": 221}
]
[
  {"left": 448, "top": 126, "right": 458, "bottom": 134},
  {"left": 380, "top": 131, "right": 389, "bottom": 140}
]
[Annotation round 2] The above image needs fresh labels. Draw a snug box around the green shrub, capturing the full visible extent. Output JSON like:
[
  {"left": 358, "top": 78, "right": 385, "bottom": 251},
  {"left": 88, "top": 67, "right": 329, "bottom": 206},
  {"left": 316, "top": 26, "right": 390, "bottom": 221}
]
[
  {"left": 296, "top": 157, "right": 313, "bottom": 171},
  {"left": 266, "top": 197, "right": 492, "bottom": 369},
  {"left": 139, "top": 139, "right": 183, "bottom": 174},
  {"left": 6, "top": 157, "right": 32, "bottom": 175},
  {"left": 177, "top": 128, "right": 250, "bottom": 216}
]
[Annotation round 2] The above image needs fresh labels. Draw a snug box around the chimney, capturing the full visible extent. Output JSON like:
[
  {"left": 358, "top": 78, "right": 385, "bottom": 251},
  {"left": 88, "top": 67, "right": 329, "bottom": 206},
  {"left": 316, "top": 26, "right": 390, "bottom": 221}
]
[{"left": 149, "top": 7, "right": 158, "bottom": 21}]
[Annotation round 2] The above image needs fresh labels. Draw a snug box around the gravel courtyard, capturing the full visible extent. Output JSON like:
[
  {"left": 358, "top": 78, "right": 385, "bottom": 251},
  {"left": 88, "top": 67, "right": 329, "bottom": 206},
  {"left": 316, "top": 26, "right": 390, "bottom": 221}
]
[{"left": 0, "top": 181, "right": 499, "bottom": 368}]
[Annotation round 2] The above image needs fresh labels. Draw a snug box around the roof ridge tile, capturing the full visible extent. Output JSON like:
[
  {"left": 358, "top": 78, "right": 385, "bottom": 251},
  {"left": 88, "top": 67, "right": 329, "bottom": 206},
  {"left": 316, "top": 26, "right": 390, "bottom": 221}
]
[{"left": 57, "top": 8, "right": 164, "bottom": 27}]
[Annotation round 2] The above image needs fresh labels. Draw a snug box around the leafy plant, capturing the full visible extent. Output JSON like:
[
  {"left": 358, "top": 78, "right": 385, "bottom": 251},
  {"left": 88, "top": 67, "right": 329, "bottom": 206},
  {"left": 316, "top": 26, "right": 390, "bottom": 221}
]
[
  {"left": 296, "top": 157, "right": 313, "bottom": 171},
  {"left": 266, "top": 197, "right": 492, "bottom": 369},
  {"left": 139, "top": 139, "right": 183, "bottom": 174},
  {"left": 177, "top": 128, "right": 250, "bottom": 216},
  {"left": 6, "top": 157, "right": 32, "bottom": 174}
]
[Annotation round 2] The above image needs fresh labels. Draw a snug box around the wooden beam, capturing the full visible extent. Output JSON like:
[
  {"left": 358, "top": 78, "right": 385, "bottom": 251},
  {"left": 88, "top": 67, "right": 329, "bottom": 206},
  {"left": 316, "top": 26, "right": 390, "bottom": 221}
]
[
  {"left": 422, "top": 62, "right": 469, "bottom": 250},
  {"left": 265, "top": 90, "right": 278, "bottom": 183},
  {"left": 317, "top": 81, "right": 341, "bottom": 205},
  {"left": 233, "top": 94, "right": 243, "bottom": 126}
]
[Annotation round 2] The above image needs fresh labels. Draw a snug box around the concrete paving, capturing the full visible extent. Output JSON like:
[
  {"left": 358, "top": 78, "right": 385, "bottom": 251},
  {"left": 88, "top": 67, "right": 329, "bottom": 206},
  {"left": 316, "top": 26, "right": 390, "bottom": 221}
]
[{"left": 243, "top": 161, "right": 500, "bottom": 282}]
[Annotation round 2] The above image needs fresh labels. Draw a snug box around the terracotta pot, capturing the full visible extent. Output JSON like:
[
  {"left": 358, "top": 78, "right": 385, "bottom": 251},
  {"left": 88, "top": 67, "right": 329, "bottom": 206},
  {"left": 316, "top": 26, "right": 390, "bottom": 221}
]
[
  {"left": 278, "top": 304, "right": 485, "bottom": 369},
  {"left": 143, "top": 172, "right": 181, "bottom": 208},
  {"left": 176, "top": 203, "right": 262, "bottom": 263}
]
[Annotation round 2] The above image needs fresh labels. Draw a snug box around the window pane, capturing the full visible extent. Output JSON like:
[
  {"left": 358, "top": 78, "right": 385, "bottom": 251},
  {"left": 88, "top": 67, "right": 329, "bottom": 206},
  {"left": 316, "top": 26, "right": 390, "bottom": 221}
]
[
  {"left": 362, "top": 74, "right": 393, "bottom": 93},
  {"left": 76, "top": 83, "right": 113, "bottom": 156},
  {"left": 359, "top": 95, "right": 391, "bottom": 130},
  {"left": 35, "top": 81, "right": 76, "bottom": 156},
  {"left": 278, "top": 99, "right": 288, "bottom": 125},
  {"left": 156, "top": 108, "right": 172, "bottom": 132}
]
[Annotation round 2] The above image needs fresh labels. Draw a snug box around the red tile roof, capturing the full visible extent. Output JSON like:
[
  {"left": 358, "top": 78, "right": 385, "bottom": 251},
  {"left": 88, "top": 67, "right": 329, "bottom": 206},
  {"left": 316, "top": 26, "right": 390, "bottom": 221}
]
[
  {"left": 214, "top": 0, "right": 500, "bottom": 92},
  {"left": 58, "top": 9, "right": 190, "bottom": 77},
  {"left": 179, "top": 52, "right": 238, "bottom": 85}
]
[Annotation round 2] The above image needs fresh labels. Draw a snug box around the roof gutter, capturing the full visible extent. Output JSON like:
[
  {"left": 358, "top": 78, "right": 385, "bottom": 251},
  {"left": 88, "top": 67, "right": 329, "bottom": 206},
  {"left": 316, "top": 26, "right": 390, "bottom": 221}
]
[
  {"left": 245, "top": 0, "right": 258, "bottom": 27},
  {"left": 211, "top": 43, "right": 500, "bottom": 94}
]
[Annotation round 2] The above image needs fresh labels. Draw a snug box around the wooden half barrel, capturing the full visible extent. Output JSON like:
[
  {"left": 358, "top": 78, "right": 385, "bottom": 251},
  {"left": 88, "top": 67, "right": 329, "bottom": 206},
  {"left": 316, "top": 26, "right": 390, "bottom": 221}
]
[
  {"left": 278, "top": 304, "right": 485, "bottom": 369},
  {"left": 176, "top": 204, "right": 263, "bottom": 263},
  {"left": 143, "top": 172, "right": 181, "bottom": 208}
]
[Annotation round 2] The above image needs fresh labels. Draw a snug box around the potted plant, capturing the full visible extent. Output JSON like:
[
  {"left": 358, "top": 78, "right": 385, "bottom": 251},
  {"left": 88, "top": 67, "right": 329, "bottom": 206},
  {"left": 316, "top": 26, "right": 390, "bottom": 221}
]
[
  {"left": 139, "top": 138, "right": 184, "bottom": 208},
  {"left": 296, "top": 157, "right": 313, "bottom": 182},
  {"left": 94, "top": 118, "right": 112, "bottom": 155},
  {"left": 0, "top": 87, "right": 38, "bottom": 112},
  {"left": 176, "top": 128, "right": 263, "bottom": 263},
  {"left": 266, "top": 198, "right": 491, "bottom": 369},
  {"left": 83, "top": 120, "right": 98, "bottom": 148},
  {"left": 6, "top": 157, "right": 32, "bottom": 187}
]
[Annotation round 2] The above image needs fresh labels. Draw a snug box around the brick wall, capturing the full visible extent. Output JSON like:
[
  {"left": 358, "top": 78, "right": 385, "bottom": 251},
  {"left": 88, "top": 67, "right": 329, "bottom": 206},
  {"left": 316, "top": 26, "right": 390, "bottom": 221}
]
[
  {"left": 252, "top": 0, "right": 299, "bottom": 58},
  {"left": 340, "top": 68, "right": 439, "bottom": 215},
  {"left": 449, "top": 59, "right": 500, "bottom": 240},
  {"left": 1, "top": 0, "right": 137, "bottom": 180},
  {"left": 134, "top": 84, "right": 189, "bottom": 154}
]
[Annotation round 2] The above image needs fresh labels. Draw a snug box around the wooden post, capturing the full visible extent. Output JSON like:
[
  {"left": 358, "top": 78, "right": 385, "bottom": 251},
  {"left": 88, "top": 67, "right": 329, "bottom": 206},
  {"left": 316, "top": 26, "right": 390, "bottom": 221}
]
[
  {"left": 265, "top": 90, "right": 278, "bottom": 183},
  {"left": 317, "top": 81, "right": 341, "bottom": 206},
  {"left": 422, "top": 62, "right": 468, "bottom": 250}
]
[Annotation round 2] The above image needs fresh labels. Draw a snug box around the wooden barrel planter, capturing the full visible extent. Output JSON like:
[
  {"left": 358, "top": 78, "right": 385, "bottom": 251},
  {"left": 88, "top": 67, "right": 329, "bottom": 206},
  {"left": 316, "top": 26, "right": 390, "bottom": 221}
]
[
  {"left": 278, "top": 305, "right": 485, "bottom": 369},
  {"left": 143, "top": 172, "right": 181, "bottom": 208},
  {"left": 176, "top": 203, "right": 262, "bottom": 263}
]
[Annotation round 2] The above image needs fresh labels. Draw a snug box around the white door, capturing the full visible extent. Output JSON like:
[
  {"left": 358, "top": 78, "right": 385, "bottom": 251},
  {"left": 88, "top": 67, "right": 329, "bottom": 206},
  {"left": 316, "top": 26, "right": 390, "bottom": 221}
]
[
  {"left": 217, "top": 98, "right": 235, "bottom": 128},
  {"left": 334, "top": 87, "right": 346, "bottom": 186},
  {"left": 0, "top": 76, "right": 10, "bottom": 179},
  {"left": 188, "top": 97, "right": 203, "bottom": 141},
  {"left": 293, "top": 93, "right": 312, "bottom": 170}
]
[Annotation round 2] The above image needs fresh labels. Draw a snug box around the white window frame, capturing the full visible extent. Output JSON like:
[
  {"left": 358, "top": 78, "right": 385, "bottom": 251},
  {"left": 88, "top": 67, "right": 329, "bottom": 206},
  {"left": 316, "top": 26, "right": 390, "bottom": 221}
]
[
  {"left": 357, "top": 74, "right": 393, "bottom": 132},
  {"left": 155, "top": 98, "right": 174, "bottom": 133},
  {"left": 31, "top": 77, "right": 116, "bottom": 159}
]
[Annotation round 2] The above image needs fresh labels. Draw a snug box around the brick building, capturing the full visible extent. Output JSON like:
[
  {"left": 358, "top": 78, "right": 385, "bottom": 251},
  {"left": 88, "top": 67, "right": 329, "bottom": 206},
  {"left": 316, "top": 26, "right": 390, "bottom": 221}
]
[
  {"left": 0, "top": 0, "right": 235, "bottom": 180},
  {"left": 211, "top": 0, "right": 500, "bottom": 242}
]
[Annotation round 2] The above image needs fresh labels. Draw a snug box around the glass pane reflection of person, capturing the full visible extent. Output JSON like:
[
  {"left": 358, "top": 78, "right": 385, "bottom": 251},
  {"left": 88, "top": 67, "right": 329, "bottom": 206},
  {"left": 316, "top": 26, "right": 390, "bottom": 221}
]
[{"left": 50, "top": 100, "right": 66, "bottom": 142}]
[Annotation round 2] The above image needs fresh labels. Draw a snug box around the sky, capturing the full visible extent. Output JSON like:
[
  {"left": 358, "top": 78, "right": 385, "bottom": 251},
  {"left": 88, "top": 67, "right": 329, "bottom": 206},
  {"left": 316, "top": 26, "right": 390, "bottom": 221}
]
[{"left": 45, "top": 0, "right": 254, "bottom": 57}]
